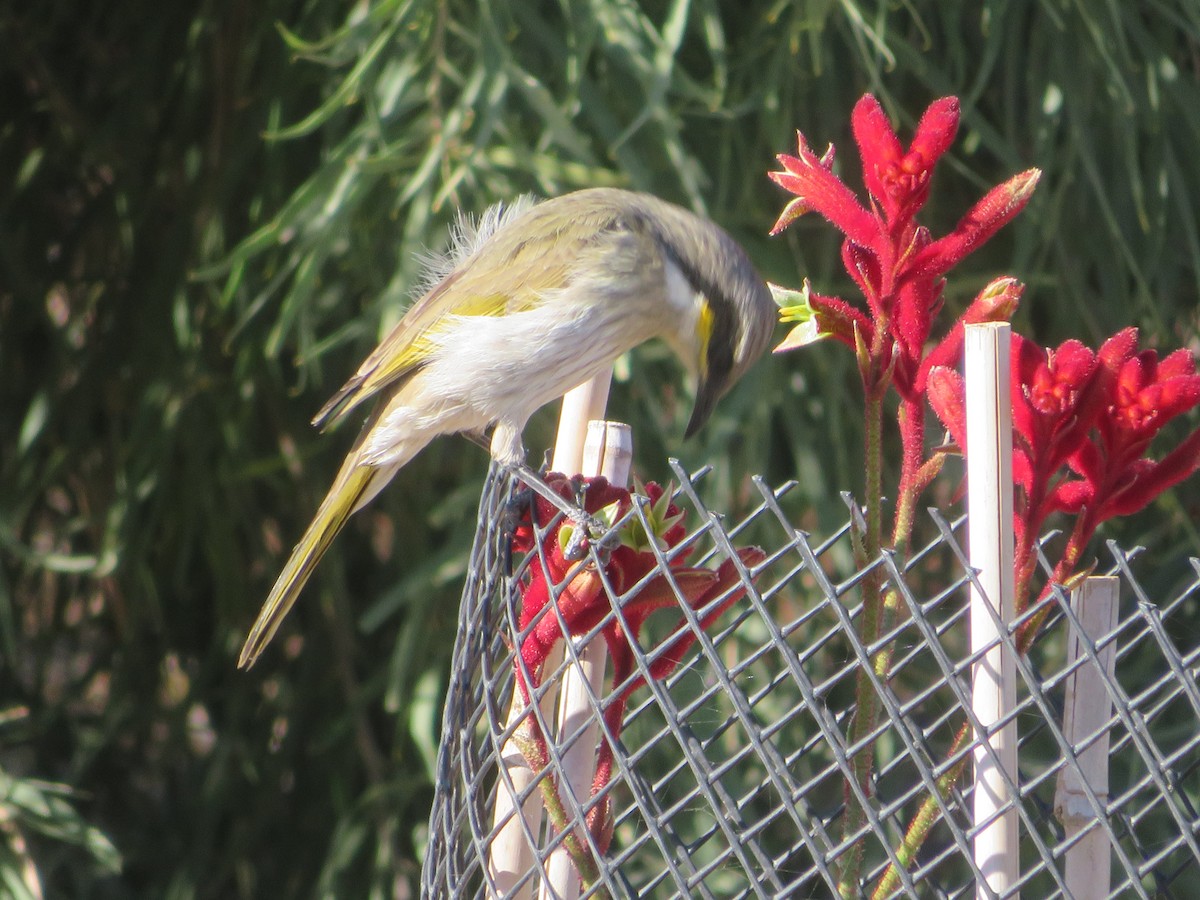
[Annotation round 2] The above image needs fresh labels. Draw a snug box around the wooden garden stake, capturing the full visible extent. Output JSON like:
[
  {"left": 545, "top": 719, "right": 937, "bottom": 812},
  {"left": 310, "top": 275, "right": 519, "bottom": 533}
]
[{"left": 1054, "top": 576, "right": 1119, "bottom": 899}]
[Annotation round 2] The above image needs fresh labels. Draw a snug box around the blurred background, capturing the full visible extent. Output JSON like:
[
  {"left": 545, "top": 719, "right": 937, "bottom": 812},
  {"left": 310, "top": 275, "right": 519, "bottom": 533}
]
[{"left": 3, "top": 1, "right": 1199, "bottom": 896}]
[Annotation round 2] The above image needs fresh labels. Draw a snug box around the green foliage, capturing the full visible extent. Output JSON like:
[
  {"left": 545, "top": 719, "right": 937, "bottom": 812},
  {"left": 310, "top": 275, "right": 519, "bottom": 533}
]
[{"left": 2, "top": 0, "right": 1199, "bottom": 895}]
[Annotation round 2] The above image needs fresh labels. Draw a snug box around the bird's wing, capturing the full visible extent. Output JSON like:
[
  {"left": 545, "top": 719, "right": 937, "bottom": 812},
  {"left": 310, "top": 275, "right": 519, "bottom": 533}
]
[{"left": 311, "top": 239, "right": 574, "bottom": 430}]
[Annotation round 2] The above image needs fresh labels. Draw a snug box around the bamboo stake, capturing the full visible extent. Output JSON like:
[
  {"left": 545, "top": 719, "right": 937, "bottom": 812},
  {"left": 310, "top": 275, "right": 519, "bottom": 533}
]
[
  {"left": 964, "top": 323, "right": 1019, "bottom": 898},
  {"left": 1054, "top": 576, "right": 1118, "bottom": 899},
  {"left": 541, "top": 421, "right": 631, "bottom": 900},
  {"left": 550, "top": 380, "right": 612, "bottom": 475},
  {"left": 487, "top": 377, "right": 612, "bottom": 898}
]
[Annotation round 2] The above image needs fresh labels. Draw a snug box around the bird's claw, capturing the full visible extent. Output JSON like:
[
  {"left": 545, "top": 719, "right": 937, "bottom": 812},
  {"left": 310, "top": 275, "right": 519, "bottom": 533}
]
[
  {"left": 506, "top": 461, "right": 621, "bottom": 564},
  {"left": 498, "top": 486, "right": 534, "bottom": 574},
  {"left": 561, "top": 511, "right": 619, "bottom": 562}
]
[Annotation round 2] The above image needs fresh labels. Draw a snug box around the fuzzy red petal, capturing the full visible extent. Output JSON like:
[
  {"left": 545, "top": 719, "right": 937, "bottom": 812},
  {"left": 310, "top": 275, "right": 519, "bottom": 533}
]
[
  {"left": 770, "top": 146, "right": 878, "bottom": 245},
  {"left": 1102, "top": 429, "right": 1200, "bottom": 518},
  {"left": 852, "top": 96, "right": 959, "bottom": 224},
  {"left": 852, "top": 95, "right": 905, "bottom": 203},
  {"left": 1158, "top": 347, "right": 1198, "bottom": 380},
  {"left": 618, "top": 569, "right": 720, "bottom": 623},
  {"left": 614, "top": 548, "right": 764, "bottom": 699},
  {"left": 1067, "top": 439, "right": 1103, "bottom": 486},
  {"left": 909, "top": 97, "right": 961, "bottom": 169},
  {"left": 927, "top": 366, "right": 968, "bottom": 452},
  {"left": 1109, "top": 351, "right": 1200, "bottom": 439},
  {"left": 842, "top": 241, "right": 884, "bottom": 313},
  {"left": 1138, "top": 377, "right": 1200, "bottom": 428},
  {"left": 809, "top": 292, "right": 875, "bottom": 349},
  {"left": 1047, "top": 478, "right": 1093, "bottom": 515},
  {"left": 914, "top": 170, "right": 1040, "bottom": 276},
  {"left": 917, "top": 278, "right": 1023, "bottom": 396},
  {"left": 1098, "top": 327, "right": 1140, "bottom": 370},
  {"left": 1012, "top": 449, "right": 1034, "bottom": 495}
]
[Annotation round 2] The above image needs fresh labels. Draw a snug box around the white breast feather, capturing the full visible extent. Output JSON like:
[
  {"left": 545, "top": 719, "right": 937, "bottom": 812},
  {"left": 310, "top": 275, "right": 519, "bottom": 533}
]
[{"left": 361, "top": 280, "right": 657, "bottom": 468}]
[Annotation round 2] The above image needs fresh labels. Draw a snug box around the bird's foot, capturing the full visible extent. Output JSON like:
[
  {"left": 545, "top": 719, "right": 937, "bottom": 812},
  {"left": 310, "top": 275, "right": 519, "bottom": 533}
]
[
  {"left": 510, "top": 463, "right": 618, "bottom": 562},
  {"left": 498, "top": 486, "right": 530, "bottom": 574},
  {"left": 559, "top": 509, "right": 620, "bottom": 562}
]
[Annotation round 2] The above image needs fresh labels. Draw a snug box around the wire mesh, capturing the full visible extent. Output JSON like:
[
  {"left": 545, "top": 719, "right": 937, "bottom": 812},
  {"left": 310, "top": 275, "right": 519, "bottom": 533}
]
[{"left": 422, "top": 461, "right": 1200, "bottom": 899}]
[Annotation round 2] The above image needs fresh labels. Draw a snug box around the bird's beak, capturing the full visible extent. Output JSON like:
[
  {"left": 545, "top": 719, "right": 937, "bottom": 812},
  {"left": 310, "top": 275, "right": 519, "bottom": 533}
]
[{"left": 684, "top": 373, "right": 722, "bottom": 439}]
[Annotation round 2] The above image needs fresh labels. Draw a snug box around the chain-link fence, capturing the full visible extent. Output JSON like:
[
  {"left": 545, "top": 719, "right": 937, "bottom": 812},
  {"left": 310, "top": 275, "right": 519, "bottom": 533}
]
[{"left": 422, "top": 461, "right": 1200, "bottom": 898}]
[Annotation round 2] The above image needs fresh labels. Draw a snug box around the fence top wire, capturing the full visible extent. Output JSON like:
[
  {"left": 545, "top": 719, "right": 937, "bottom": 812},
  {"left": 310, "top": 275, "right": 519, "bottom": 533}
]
[{"left": 422, "top": 462, "right": 1200, "bottom": 900}]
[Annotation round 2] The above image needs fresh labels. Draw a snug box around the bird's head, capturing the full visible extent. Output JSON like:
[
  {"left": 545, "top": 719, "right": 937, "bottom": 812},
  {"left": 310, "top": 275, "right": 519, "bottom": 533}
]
[{"left": 632, "top": 194, "right": 776, "bottom": 437}]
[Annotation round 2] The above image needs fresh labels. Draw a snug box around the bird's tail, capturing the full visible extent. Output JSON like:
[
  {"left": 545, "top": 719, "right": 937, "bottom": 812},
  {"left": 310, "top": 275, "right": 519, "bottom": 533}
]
[{"left": 237, "top": 457, "right": 397, "bottom": 669}]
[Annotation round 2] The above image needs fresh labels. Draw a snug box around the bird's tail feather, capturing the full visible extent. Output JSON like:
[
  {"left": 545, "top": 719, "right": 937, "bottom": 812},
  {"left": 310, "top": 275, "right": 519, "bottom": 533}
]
[{"left": 238, "top": 460, "right": 390, "bottom": 669}]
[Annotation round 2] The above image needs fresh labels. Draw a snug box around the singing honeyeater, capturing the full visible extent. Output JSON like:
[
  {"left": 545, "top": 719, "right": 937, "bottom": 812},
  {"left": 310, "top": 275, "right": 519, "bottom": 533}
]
[{"left": 238, "top": 187, "right": 775, "bottom": 668}]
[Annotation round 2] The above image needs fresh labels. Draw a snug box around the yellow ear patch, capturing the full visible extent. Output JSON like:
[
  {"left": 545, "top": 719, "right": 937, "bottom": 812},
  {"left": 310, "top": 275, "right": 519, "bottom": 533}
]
[{"left": 696, "top": 297, "right": 714, "bottom": 377}]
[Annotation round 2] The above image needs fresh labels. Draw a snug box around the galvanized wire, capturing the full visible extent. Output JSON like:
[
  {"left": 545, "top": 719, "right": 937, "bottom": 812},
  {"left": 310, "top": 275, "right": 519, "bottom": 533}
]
[{"left": 422, "top": 463, "right": 1200, "bottom": 898}]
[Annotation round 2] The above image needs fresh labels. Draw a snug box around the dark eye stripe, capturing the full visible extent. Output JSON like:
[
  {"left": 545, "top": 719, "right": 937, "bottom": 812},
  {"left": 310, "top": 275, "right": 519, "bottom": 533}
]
[
  {"left": 706, "top": 298, "right": 736, "bottom": 384},
  {"left": 658, "top": 243, "right": 736, "bottom": 386}
]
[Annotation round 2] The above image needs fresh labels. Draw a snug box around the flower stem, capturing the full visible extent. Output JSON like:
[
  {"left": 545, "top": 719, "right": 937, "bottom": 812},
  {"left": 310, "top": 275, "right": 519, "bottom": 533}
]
[
  {"left": 840, "top": 397, "right": 926, "bottom": 895},
  {"left": 511, "top": 694, "right": 604, "bottom": 892},
  {"left": 892, "top": 399, "right": 927, "bottom": 556},
  {"left": 871, "top": 722, "right": 972, "bottom": 899},
  {"left": 1016, "top": 516, "right": 1091, "bottom": 652},
  {"left": 878, "top": 398, "right": 930, "bottom": 668},
  {"left": 838, "top": 380, "right": 886, "bottom": 897}
]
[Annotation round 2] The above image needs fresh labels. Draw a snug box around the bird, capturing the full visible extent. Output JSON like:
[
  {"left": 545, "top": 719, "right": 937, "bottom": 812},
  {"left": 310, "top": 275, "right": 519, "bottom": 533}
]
[{"left": 237, "top": 187, "right": 775, "bottom": 668}]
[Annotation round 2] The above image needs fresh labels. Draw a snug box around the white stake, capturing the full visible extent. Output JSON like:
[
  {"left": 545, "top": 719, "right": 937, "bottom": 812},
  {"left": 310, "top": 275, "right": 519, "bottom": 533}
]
[
  {"left": 550, "top": 380, "right": 613, "bottom": 475},
  {"left": 965, "top": 322, "right": 1019, "bottom": 898},
  {"left": 1054, "top": 576, "right": 1118, "bottom": 899},
  {"left": 487, "top": 376, "right": 613, "bottom": 899},
  {"left": 541, "top": 421, "right": 631, "bottom": 900}
]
